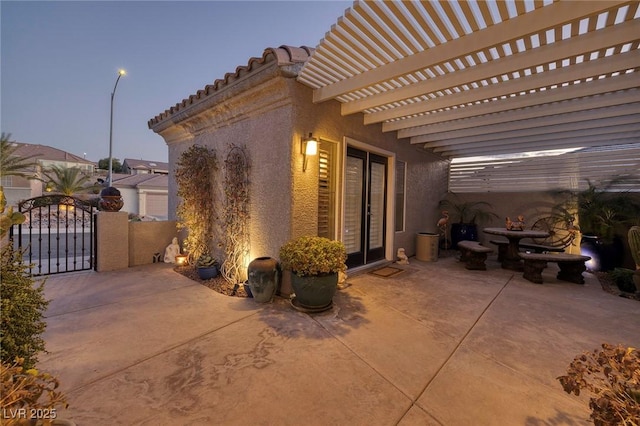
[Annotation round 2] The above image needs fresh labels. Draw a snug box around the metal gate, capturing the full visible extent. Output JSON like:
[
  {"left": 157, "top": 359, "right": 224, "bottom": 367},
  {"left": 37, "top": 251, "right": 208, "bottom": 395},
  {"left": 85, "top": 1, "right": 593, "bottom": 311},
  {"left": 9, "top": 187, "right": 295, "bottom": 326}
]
[{"left": 10, "top": 194, "right": 95, "bottom": 275}]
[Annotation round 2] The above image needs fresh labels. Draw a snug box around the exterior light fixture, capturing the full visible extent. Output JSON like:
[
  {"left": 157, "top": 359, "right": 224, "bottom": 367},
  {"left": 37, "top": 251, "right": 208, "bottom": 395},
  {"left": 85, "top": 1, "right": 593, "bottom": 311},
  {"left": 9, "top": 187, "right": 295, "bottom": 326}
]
[
  {"left": 107, "top": 69, "right": 126, "bottom": 187},
  {"left": 175, "top": 254, "right": 188, "bottom": 266},
  {"left": 302, "top": 133, "right": 318, "bottom": 172}
]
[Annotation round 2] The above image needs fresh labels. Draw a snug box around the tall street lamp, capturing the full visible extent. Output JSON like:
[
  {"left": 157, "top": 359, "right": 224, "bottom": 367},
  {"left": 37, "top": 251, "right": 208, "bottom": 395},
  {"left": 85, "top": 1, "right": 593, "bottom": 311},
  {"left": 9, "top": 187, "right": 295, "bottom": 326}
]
[{"left": 107, "top": 69, "right": 126, "bottom": 187}]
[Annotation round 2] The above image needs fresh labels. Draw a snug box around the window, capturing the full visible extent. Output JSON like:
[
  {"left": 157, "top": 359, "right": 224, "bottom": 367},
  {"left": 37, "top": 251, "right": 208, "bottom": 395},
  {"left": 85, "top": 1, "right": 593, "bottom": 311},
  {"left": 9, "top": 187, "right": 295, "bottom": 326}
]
[
  {"left": 395, "top": 161, "right": 406, "bottom": 232},
  {"left": 318, "top": 141, "right": 337, "bottom": 239}
]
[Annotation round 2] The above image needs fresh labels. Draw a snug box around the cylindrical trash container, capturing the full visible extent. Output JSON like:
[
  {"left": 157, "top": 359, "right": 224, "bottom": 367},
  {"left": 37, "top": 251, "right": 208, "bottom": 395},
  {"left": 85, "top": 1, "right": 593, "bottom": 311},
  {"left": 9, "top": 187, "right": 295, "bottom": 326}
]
[{"left": 416, "top": 232, "right": 439, "bottom": 262}]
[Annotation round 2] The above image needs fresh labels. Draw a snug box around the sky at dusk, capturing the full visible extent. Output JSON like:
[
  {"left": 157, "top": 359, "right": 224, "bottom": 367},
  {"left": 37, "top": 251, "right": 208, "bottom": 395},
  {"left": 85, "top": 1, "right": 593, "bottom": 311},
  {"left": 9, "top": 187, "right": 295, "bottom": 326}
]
[{"left": 1, "top": 1, "right": 352, "bottom": 163}]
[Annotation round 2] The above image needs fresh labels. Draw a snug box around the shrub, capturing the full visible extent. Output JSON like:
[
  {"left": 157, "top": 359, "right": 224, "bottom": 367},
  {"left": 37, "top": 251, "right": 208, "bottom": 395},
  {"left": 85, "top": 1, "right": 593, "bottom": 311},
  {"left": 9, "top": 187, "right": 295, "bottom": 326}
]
[
  {"left": 557, "top": 343, "right": 640, "bottom": 425},
  {"left": 175, "top": 145, "right": 218, "bottom": 262},
  {"left": 1, "top": 357, "right": 68, "bottom": 425},
  {"left": 279, "top": 236, "right": 347, "bottom": 277},
  {"left": 0, "top": 245, "right": 49, "bottom": 369}
]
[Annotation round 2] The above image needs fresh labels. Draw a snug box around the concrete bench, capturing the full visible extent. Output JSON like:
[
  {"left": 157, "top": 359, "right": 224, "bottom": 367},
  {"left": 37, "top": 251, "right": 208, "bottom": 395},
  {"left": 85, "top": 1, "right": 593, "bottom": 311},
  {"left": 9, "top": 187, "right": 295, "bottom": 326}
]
[
  {"left": 519, "top": 252, "right": 591, "bottom": 284},
  {"left": 458, "top": 240, "right": 493, "bottom": 270},
  {"left": 490, "top": 239, "right": 564, "bottom": 262}
]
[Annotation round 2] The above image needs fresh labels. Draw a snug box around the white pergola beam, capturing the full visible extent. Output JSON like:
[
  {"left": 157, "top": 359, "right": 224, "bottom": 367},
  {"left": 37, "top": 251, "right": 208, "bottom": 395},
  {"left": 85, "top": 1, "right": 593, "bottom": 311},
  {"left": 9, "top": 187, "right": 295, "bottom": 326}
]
[
  {"left": 342, "top": 19, "right": 639, "bottom": 116},
  {"left": 364, "top": 49, "right": 640, "bottom": 125},
  {"left": 312, "top": 0, "right": 626, "bottom": 103},
  {"left": 436, "top": 131, "right": 640, "bottom": 157},
  {"left": 398, "top": 89, "right": 640, "bottom": 138},
  {"left": 417, "top": 110, "right": 640, "bottom": 146},
  {"left": 385, "top": 72, "right": 639, "bottom": 133}
]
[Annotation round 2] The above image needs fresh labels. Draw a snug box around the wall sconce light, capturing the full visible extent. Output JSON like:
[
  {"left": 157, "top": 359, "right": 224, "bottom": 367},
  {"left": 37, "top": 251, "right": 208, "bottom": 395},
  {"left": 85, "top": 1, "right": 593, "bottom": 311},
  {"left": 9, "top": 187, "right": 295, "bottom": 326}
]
[{"left": 302, "top": 133, "right": 318, "bottom": 172}]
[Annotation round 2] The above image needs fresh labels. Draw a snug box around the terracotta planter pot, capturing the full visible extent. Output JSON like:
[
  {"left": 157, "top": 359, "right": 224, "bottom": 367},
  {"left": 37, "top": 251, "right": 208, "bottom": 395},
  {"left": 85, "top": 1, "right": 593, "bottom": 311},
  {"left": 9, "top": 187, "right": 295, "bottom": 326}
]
[{"left": 99, "top": 195, "right": 124, "bottom": 212}]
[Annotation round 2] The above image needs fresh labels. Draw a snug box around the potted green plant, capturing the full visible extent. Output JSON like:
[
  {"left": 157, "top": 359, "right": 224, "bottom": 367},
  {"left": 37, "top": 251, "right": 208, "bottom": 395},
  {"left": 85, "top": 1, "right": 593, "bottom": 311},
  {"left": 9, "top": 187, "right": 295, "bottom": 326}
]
[
  {"left": 279, "top": 236, "right": 347, "bottom": 311},
  {"left": 196, "top": 254, "right": 219, "bottom": 280},
  {"left": 438, "top": 194, "right": 498, "bottom": 248},
  {"left": 569, "top": 180, "right": 640, "bottom": 271}
]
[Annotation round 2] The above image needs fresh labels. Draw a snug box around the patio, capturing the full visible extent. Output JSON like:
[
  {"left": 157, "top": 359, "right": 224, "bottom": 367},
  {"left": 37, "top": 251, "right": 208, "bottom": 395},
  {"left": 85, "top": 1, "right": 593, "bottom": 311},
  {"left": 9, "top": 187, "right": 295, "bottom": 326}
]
[{"left": 39, "top": 254, "right": 638, "bottom": 425}]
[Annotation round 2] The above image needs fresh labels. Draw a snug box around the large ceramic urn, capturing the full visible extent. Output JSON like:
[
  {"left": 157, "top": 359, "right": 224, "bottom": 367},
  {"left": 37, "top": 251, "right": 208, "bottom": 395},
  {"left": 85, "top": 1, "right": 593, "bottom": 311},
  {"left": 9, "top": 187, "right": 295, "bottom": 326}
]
[{"left": 247, "top": 257, "right": 279, "bottom": 303}]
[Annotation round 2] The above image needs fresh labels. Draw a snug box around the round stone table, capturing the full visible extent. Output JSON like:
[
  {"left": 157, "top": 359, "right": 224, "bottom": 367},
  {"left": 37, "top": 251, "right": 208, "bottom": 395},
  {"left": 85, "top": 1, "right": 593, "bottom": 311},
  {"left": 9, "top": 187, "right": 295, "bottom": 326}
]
[{"left": 483, "top": 227, "right": 550, "bottom": 270}]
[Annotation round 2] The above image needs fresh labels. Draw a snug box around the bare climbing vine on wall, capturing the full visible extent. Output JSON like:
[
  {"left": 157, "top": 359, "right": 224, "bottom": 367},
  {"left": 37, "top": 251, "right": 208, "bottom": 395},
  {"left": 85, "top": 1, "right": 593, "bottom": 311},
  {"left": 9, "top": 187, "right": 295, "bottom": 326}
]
[
  {"left": 175, "top": 145, "right": 218, "bottom": 263},
  {"left": 221, "top": 144, "right": 250, "bottom": 285}
]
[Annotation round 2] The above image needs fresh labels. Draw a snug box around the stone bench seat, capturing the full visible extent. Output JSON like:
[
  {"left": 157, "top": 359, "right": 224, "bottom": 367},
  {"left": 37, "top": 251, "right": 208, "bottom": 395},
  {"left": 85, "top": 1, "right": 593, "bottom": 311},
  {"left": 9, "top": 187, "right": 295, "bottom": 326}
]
[
  {"left": 489, "top": 239, "right": 564, "bottom": 262},
  {"left": 519, "top": 252, "right": 591, "bottom": 284},
  {"left": 457, "top": 240, "right": 493, "bottom": 271}
]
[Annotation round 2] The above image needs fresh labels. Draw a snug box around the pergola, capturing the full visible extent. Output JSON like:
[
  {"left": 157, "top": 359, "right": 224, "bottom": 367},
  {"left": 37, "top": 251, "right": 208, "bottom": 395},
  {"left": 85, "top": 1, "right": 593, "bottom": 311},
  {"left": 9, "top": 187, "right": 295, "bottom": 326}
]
[{"left": 297, "top": 0, "right": 640, "bottom": 192}]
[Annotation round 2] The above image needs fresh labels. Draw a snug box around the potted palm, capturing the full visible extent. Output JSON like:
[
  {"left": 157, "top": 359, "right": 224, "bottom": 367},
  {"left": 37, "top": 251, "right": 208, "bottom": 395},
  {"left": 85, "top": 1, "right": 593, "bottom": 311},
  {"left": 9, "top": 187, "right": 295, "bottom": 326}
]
[
  {"left": 279, "top": 236, "right": 347, "bottom": 311},
  {"left": 196, "top": 254, "right": 219, "bottom": 280},
  {"left": 571, "top": 180, "right": 640, "bottom": 271},
  {"left": 438, "top": 194, "right": 498, "bottom": 248}
]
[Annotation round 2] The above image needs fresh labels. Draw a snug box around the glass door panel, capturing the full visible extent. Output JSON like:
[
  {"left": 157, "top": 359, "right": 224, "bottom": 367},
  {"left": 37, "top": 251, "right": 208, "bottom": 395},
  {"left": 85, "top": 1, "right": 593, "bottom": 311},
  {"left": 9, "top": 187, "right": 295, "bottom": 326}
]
[
  {"left": 344, "top": 152, "right": 365, "bottom": 266},
  {"left": 344, "top": 147, "right": 386, "bottom": 268}
]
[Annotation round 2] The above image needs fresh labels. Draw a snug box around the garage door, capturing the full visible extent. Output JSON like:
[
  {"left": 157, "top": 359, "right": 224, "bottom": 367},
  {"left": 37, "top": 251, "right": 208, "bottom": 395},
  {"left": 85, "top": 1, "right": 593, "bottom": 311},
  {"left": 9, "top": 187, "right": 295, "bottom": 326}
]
[{"left": 145, "top": 193, "right": 168, "bottom": 219}]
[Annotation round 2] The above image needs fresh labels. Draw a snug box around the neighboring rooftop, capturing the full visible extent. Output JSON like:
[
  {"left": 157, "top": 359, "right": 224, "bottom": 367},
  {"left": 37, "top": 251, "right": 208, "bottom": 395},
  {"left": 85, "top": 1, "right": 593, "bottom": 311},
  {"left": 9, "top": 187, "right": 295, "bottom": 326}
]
[
  {"left": 122, "top": 158, "right": 169, "bottom": 174},
  {"left": 9, "top": 142, "right": 93, "bottom": 166},
  {"left": 112, "top": 173, "right": 168, "bottom": 189}
]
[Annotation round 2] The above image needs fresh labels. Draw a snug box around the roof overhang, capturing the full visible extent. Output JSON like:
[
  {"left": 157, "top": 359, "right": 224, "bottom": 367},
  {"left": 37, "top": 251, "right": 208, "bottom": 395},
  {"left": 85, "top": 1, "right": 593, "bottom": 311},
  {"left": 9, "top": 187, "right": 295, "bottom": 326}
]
[{"left": 297, "top": 0, "right": 640, "bottom": 160}]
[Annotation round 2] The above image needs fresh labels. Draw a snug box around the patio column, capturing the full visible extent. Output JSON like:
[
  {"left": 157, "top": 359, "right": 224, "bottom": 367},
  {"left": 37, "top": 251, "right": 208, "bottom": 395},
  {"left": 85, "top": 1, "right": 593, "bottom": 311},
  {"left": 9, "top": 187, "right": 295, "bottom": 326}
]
[{"left": 95, "top": 211, "right": 129, "bottom": 271}]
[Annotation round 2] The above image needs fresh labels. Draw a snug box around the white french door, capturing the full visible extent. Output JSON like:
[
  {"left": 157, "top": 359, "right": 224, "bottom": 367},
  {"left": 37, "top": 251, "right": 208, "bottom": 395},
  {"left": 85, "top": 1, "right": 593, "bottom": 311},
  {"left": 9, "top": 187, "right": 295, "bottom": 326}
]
[{"left": 344, "top": 146, "right": 387, "bottom": 268}]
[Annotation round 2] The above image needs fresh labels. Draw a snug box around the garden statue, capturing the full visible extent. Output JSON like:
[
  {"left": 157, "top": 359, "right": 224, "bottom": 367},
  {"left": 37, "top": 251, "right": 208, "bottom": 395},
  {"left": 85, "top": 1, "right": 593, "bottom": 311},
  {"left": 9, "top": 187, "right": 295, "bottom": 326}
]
[
  {"left": 396, "top": 248, "right": 409, "bottom": 265},
  {"left": 164, "top": 237, "right": 181, "bottom": 263},
  {"left": 437, "top": 210, "right": 450, "bottom": 249},
  {"left": 506, "top": 215, "right": 525, "bottom": 231}
]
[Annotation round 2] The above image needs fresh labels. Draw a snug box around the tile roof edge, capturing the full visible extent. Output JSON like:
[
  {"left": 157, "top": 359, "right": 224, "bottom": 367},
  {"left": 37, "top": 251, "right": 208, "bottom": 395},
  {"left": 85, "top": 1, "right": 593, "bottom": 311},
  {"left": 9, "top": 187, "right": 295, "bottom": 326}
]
[{"left": 148, "top": 45, "right": 315, "bottom": 129}]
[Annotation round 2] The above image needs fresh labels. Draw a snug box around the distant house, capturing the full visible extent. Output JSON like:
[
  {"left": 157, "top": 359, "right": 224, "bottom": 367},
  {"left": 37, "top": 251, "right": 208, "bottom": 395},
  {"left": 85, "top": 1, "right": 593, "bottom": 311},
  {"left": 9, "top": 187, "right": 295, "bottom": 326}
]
[
  {"left": 2, "top": 142, "right": 95, "bottom": 208},
  {"left": 111, "top": 173, "right": 168, "bottom": 220},
  {"left": 122, "top": 159, "right": 169, "bottom": 175}
]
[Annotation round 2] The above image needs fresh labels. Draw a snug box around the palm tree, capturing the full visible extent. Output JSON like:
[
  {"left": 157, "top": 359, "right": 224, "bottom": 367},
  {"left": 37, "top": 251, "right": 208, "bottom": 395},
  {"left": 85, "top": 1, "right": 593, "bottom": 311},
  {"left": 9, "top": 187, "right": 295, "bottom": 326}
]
[
  {"left": 0, "top": 133, "right": 39, "bottom": 180},
  {"left": 40, "top": 165, "right": 95, "bottom": 196},
  {"left": 0, "top": 133, "right": 39, "bottom": 237}
]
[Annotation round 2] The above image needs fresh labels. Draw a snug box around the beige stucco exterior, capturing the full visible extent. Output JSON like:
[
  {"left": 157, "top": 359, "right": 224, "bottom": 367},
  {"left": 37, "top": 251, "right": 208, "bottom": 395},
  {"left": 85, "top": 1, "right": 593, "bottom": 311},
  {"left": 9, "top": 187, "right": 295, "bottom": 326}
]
[{"left": 150, "top": 47, "right": 449, "bottom": 268}]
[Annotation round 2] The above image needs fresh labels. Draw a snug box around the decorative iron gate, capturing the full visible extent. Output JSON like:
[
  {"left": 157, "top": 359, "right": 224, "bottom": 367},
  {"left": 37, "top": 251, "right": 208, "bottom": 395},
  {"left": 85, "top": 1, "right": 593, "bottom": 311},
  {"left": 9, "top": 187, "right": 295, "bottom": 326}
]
[{"left": 10, "top": 195, "right": 95, "bottom": 275}]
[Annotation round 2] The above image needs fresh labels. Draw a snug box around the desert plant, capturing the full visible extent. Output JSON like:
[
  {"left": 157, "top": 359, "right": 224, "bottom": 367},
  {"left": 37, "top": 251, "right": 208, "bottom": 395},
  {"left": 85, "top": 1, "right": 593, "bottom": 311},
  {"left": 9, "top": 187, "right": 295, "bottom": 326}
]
[
  {"left": 0, "top": 133, "right": 38, "bottom": 180},
  {"left": 568, "top": 180, "right": 640, "bottom": 243},
  {"left": 100, "top": 186, "right": 121, "bottom": 197},
  {"left": 175, "top": 145, "right": 218, "bottom": 263},
  {"left": 557, "top": 343, "right": 640, "bottom": 426},
  {"left": 438, "top": 194, "right": 498, "bottom": 224},
  {"left": 196, "top": 254, "right": 218, "bottom": 268},
  {"left": 1, "top": 357, "right": 68, "bottom": 425},
  {"left": 0, "top": 245, "right": 48, "bottom": 369},
  {"left": 279, "top": 236, "right": 347, "bottom": 277},
  {"left": 221, "top": 145, "right": 250, "bottom": 285},
  {"left": 40, "top": 165, "right": 95, "bottom": 195},
  {"left": 609, "top": 268, "right": 636, "bottom": 294},
  {"left": 0, "top": 133, "right": 38, "bottom": 238}
]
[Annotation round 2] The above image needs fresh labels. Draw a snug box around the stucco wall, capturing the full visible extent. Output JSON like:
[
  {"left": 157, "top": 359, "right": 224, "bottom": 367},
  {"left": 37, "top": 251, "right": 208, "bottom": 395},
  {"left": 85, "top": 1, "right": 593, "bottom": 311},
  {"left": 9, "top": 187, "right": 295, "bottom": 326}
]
[
  {"left": 128, "top": 220, "right": 178, "bottom": 266},
  {"left": 289, "top": 81, "right": 450, "bottom": 257},
  {"left": 160, "top": 66, "right": 295, "bottom": 263},
  {"left": 154, "top": 59, "right": 450, "bottom": 265}
]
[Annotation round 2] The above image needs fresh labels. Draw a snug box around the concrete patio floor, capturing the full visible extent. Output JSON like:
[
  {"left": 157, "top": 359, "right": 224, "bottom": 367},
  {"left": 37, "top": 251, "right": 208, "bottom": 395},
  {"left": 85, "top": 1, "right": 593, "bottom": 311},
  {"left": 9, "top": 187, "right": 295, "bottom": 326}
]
[{"left": 38, "top": 254, "right": 639, "bottom": 425}]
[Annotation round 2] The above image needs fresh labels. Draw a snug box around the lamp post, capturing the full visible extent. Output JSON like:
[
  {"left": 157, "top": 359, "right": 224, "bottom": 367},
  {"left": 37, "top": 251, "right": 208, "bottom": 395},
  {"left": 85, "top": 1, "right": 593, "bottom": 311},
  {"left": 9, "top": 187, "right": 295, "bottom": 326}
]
[{"left": 107, "top": 69, "right": 126, "bottom": 187}]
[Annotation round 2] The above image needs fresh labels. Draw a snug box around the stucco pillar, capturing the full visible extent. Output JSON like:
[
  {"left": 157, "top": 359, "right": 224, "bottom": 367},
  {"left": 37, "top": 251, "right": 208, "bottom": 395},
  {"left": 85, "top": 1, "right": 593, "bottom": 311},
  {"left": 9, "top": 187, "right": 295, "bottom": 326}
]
[{"left": 95, "top": 211, "right": 129, "bottom": 271}]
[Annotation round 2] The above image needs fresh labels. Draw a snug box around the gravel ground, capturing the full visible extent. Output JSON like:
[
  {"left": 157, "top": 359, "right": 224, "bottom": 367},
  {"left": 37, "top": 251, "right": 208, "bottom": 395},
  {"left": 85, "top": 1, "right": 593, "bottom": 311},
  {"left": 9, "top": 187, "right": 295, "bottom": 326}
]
[{"left": 174, "top": 265, "right": 249, "bottom": 297}]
